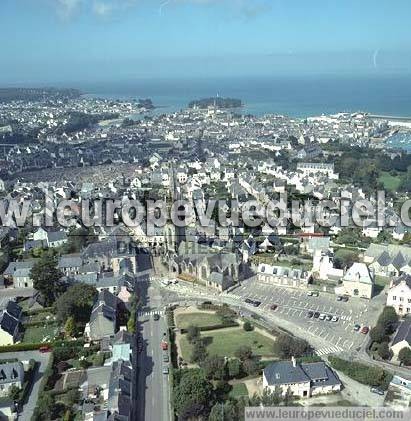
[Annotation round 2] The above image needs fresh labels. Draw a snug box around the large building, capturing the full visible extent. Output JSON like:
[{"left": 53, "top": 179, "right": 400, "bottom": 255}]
[
  {"left": 257, "top": 263, "right": 312, "bottom": 289},
  {"left": 263, "top": 358, "right": 341, "bottom": 398},
  {"left": 387, "top": 274, "right": 411, "bottom": 316},
  {"left": 364, "top": 244, "right": 411, "bottom": 277}
]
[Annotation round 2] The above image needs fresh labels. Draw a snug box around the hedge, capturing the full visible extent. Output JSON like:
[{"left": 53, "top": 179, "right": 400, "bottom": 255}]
[
  {"left": 328, "top": 356, "right": 392, "bottom": 389},
  {"left": 179, "top": 322, "right": 239, "bottom": 334},
  {"left": 0, "top": 342, "right": 53, "bottom": 353}
]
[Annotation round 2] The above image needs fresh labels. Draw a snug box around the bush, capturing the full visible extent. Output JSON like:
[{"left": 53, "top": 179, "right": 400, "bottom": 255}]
[
  {"left": 398, "top": 348, "right": 411, "bottom": 366},
  {"left": 328, "top": 356, "right": 392, "bottom": 389},
  {"left": 243, "top": 321, "right": 254, "bottom": 331},
  {"left": 272, "top": 334, "right": 311, "bottom": 358},
  {"left": 377, "top": 342, "right": 391, "bottom": 360},
  {"left": 0, "top": 342, "right": 52, "bottom": 353}
]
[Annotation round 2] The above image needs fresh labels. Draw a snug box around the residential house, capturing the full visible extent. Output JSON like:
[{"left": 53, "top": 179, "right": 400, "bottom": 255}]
[
  {"left": 3, "top": 261, "right": 35, "bottom": 288},
  {"left": 0, "top": 301, "right": 22, "bottom": 345},
  {"left": 387, "top": 274, "right": 411, "bottom": 316},
  {"left": 84, "top": 290, "right": 119, "bottom": 342},
  {"left": 365, "top": 244, "right": 411, "bottom": 277},
  {"left": 0, "top": 362, "right": 24, "bottom": 397},
  {"left": 263, "top": 357, "right": 341, "bottom": 398},
  {"left": 336, "top": 262, "right": 374, "bottom": 299}
]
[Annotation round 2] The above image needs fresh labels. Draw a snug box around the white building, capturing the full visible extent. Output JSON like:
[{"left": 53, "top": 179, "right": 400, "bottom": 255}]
[
  {"left": 257, "top": 263, "right": 312, "bottom": 289},
  {"left": 336, "top": 262, "right": 374, "bottom": 299},
  {"left": 387, "top": 274, "right": 411, "bottom": 316},
  {"left": 263, "top": 358, "right": 341, "bottom": 398}
]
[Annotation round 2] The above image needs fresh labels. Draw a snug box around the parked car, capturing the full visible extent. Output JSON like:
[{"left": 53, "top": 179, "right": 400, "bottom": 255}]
[
  {"left": 336, "top": 296, "right": 343, "bottom": 301},
  {"left": 341, "top": 296, "right": 349, "bottom": 302},
  {"left": 370, "top": 387, "right": 385, "bottom": 396},
  {"left": 163, "top": 366, "right": 169, "bottom": 375},
  {"left": 39, "top": 346, "right": 52, "bottom": 353},
  {"left": 163, "top": 354, "right": 169, "bottom": 363},
  {"left": 307, "top": 291, "right": 319, "bottom": 297},
  {"left": 331, "top": 316, "right": 339, "bottom": 322},
  {"left": 313, "top": 312, "right": 320, "bottom": 318},
  {"left": 252, "top": 300, "right": 261, "bottom": 307},
  {"left": 361, "top": 326, "right": 369, "bottom": 334},
  {"left": 319, "top": 313, "right": 326, "bottom": 320},
  {"left": 161, "top": 341, "right": 168, "bottom": 350},
  {"left": 270, "top": 304, "right": 278, "bottom": 311},
  {"left": 325, "top": 314, "right": 332, "bottom": 321},
  {"left": 307, "top": 311, "right": 314, "bottom": 318},
  {"left": 153, "top": 313, "right": 160, "bottom": 321},
  {"left": 353, "top": 324, "right": 361, "bottom": 331}
]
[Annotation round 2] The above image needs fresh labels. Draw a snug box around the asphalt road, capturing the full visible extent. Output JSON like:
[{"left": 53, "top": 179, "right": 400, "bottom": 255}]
[{"left": 135, "top": 282, "right": 170, "bottom": 421}]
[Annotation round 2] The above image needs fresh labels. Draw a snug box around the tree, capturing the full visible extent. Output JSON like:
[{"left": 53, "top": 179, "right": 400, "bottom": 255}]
[
  {"left": 8, "top": 385, "right": 21, "bottom": 402},
  {"left": 398, "top": 348, "right": 411, "bottom": 366},
  {"left": 370, "top": 325, "right": 389, "bottom": 343},
  {"left": 55, "top": 283, "right": 97, "bottom": 325},
  {"left": 66, "top": 388, "right": 80, "bottom": 406},
  {"left": 377, "top": 307, "right": 399, "bottom": 334},
  {"left": 377, "top": 342, "right": 391, "bottom": 360},
  {"left": 33, "top": 392, "right": 54, "bottom": 420},
  {"left": 186, "top": 325, "right": 201, "bottom": 343},
  {"left": 273, "top": 334, "right": 311, "bottom": 358},
  {"left": 201, "top": 355, "right": 226, "bottom": 380},
  {"left": 191, "top": 340, "right": 208, "bottom": 363},
  {"left": 227, "top": 358, "right": 242, "bottom": 379},
  {"left": 30, "top": 254, "right": 64, "bottom": 306},
  {"left": 209, "top": 401, "right": 238, "bottom": 421},
  {"left": 234, "top": 345, "right": 253, "bottom": 361},
  {"left": 243, "top": 321, "right": 253, "bottom": 331},
  {"left": 63, "top": 226, "right": 97, "bottom": 253},
  {"left": 242, "top": 358, "right": 258, "bottom": 376},
  {"left": 64, "top": 316, "right": 76, "bottom": 337},
  {"left": 173, "top": 370, "right": 213, "bottom": 416},
  {"left": 260, "top": 386, "right": 282, "bottom": 406}
]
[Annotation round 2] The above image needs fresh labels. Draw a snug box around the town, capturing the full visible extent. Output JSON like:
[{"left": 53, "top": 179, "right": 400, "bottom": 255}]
[{"left": 1, "top": 90, "right": 411, "bottom": 420}]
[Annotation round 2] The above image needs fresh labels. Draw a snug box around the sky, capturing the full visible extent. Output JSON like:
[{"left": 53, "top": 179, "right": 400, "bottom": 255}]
[{"left": 1, "top": 0, "right": 411, "bottom": 84}]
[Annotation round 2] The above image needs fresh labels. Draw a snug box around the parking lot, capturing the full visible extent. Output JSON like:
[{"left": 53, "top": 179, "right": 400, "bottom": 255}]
[{"left": 229, "top": 278, "right": 380, "bottom": 356}]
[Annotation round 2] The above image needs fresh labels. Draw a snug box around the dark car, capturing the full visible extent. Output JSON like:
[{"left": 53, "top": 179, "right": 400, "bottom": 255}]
[
  {"left": 245, "top": 298, "right": 253, "bottom": 304},
  {"left": 325, "top": 314, "right": 332, "bottom": 321},
  {"left": 313, "top": 312, "right": 320, "bottom": 318},
  {"left": 307, "top": 311, "right": 314, "bottom": 318},
  {"left": 354, "top": 324, "right": 361, "bottom": 331},
  {"left": 252, "top": 300, "right": 261, "bottom": 307},
  {"left": 153, "top": 313, "right": 160, "bottom": 321},
  {"left": 270, "top": 304, "right": 278, "bottom": 311}
]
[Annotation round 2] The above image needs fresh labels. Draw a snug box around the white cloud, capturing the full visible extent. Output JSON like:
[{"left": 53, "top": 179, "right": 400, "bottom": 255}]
[
  {"left": 55, "top": 0, "right": 83, "bottom": 19},
  {"left": 93, "top": 1, "right": 114, "bottom": 17}
]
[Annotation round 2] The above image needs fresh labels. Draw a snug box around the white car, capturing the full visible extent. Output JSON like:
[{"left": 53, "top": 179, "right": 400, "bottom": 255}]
[
  {"left": 331, "top": 316, "right": 339, "bottom": 322},
  {"left": 319, "top": 313, "right": 326, "bottom": 320}
]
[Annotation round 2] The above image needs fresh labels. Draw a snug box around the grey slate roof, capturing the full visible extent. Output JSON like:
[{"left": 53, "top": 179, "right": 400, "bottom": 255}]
[
  {"left": 264, "top": 361, "right": 309, "bottom": 385},
  {"left": 264, "top": 360, "right": 341, "bottom": 388},
  {"left": 392, "top": 318, "right": 411, "bottom": 347},
  {"left": 0, "top": 362, "right": 24, "bottom": 385}
]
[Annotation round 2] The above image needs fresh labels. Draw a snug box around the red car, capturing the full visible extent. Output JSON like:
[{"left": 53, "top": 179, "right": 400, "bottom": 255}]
[
  {"left": 161, "top": 341, "right": 168, "bottom": 351},
  {"left": 39, "top": 346, "right": 52, "bottom": 353},
  {"left": 361, "top": 326, "right": 369, "bottom": 334}
]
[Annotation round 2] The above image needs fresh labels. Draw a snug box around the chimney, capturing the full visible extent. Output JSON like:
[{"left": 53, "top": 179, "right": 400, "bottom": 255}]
[{"left": 291, "top": 356, "right": 296, "bottom": 367}]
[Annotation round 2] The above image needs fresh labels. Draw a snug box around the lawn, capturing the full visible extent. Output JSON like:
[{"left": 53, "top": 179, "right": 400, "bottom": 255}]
[
  {"left": 229, "top": 382, "right": 249, "bottom": 398},
  {"left": 22, "top": 323, "right": 59, "bottom": 343},
  {"left": 176, "top": 312, "right": 223, "bottom": 329},
  {"left": 179, "top": 328, "right": 276, "bottom": 360},
  {"left": 378, "top": 171, "right": 402, "bottom": 191}
]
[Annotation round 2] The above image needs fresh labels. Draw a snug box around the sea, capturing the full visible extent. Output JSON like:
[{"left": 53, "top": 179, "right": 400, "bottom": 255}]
[{"left": 76, "top": 74, "right": 411, "bottom": 150}]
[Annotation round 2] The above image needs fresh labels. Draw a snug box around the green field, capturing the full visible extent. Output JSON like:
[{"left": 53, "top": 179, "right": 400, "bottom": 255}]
[
  {"left": 229, "top": 382, "right": 249, "bottom": 398},
  {"left": 378, "top": 172, "right": 401, "bottom": 191},
  {"left": 175, "top": 312, "right": 223, "bottom": 329},
  {"left": 22, "top": 323, "right": 59, "bottom": 343},
  {"left": 179, "top": 328, "right": 276, "bottom": 360}
]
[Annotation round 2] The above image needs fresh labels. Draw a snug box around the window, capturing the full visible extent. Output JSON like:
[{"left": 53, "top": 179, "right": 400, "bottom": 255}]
[
  {"left": 400, "top": 297, "right": 404, "bottom": 302},
  {"left": 392, "top": 296, "right": 397, "bottom": 300}
]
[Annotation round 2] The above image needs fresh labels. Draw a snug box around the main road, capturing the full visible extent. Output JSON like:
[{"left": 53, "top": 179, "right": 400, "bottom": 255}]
[{"left": 135, "top": 280, "right": 170, "bottom": 421}]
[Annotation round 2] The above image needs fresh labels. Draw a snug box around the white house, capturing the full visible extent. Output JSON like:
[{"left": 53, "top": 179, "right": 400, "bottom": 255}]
[
  {"left": 336, "top": 262, "right": 374, "bottom": 299},
  {"left": 387, "top": 274, "right": 411, "bottom": 316},
  {"left": 0, "top": 362, "right": 24, "bottom": 397},
  {"left": 263, "top": 357, "right": 341, "bottom": 398}
]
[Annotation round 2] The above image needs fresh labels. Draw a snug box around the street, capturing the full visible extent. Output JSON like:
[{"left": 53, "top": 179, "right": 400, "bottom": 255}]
[{"left": 135, "top": 281, "right": 170, "bottom": 421}]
